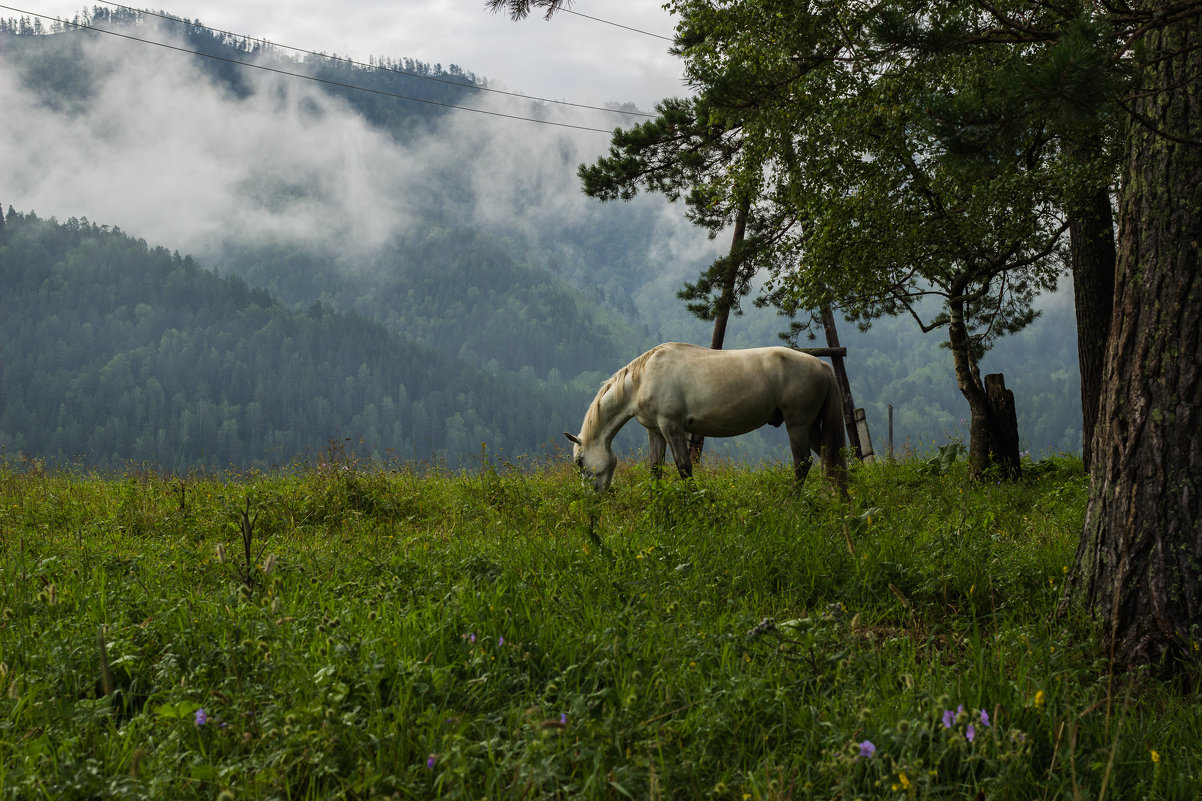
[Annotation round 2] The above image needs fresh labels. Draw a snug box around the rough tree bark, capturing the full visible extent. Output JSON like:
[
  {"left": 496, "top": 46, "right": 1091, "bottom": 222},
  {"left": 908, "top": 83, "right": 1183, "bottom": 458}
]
[{"left": 1061, "top": 10, "right": 1202, "bottom": 674}]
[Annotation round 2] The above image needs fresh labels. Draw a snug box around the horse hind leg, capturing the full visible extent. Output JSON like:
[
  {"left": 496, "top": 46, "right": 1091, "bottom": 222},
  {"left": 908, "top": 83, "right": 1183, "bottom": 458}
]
[{"left": 787, "top": 422, "right": 813, "bottom": 488}]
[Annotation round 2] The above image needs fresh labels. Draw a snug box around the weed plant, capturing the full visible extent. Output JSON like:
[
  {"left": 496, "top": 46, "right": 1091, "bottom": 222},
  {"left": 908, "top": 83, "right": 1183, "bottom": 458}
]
[{"left": 1, "top": 452, "right": 1199, "bottom": 799}]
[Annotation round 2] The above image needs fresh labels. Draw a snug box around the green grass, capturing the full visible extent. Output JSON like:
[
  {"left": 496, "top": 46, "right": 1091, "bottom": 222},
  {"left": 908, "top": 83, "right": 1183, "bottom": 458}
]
[{"left": 1, "top": 453, "right": 1199, "bottom": 799}]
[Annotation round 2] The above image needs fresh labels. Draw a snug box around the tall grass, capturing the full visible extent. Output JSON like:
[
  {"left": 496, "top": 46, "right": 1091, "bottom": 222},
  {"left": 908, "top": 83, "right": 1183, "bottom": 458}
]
[{"left": 0, "top": 454, "right": 1198, "bottom": 799}]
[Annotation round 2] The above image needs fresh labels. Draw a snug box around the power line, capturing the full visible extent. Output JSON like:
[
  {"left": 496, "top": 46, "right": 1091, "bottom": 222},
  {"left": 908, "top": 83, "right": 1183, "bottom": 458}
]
[
  {"left": 0, "top": 4, "right": 648, "bottom": 133},
  {"left": 561, "top": 8, "right": 674, "bottom": 41},
  {"left": 87, "top": 0, "right": 657, "bottom": 119}
]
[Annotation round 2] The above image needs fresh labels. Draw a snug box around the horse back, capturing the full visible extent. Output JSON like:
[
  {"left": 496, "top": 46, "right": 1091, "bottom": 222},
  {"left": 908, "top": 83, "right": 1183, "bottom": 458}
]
[{"left": 637, "top": 344, "right": 831, "bottom": 435}]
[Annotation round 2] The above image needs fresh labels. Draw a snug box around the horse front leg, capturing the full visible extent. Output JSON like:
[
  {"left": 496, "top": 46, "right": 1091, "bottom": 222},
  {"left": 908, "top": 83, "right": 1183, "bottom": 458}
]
[
  {"left": 662, "top": 425, "right": 693, "bottom": 480},
  {"left": 647, "top": 429, "right": 667, "bottom": 479}
]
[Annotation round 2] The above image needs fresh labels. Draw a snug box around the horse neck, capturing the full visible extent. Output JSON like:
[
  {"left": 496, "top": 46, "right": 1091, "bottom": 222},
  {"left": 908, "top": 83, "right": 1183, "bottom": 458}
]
[{"left": 583, "top": 376, "right": 637, "bottom": 451}]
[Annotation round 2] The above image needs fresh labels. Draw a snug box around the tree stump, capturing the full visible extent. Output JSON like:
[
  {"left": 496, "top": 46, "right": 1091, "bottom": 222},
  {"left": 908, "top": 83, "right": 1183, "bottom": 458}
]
[{"left": 985, "top": 373, "right": 1021, "bottom": 479}]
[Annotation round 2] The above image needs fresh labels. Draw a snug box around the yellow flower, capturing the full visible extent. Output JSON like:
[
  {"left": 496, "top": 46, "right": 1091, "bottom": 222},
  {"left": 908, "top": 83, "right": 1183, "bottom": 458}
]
[
  {"left": 890, "top": 772, "right": 911, "bottom": 791},
  {"left": 1033, "top": 690, "right": 1046, "bottom": 709},
  {"left": 1151, "top": 750, "right": 1161, "bottom": 763}
]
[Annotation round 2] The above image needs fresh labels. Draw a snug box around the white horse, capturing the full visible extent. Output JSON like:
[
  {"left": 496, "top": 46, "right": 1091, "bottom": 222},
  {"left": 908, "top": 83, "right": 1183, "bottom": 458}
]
[{"left": 565, "top": 342, "right": 848, "bottom": 493}]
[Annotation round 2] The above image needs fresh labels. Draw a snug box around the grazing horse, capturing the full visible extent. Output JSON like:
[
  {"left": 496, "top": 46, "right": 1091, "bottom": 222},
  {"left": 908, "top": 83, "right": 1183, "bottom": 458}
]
[{"left": 565, "top": 342, "right": 848, "bottom": 493}]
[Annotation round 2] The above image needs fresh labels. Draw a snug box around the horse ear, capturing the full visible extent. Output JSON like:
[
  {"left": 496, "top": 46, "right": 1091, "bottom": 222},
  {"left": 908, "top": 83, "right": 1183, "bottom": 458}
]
[{"left": 564, "top": 432, "right": 582, "bottom": 446}]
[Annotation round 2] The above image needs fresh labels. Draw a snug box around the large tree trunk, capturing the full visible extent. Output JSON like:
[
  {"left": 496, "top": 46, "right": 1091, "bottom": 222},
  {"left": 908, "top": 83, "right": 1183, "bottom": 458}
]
[
  {"left": 1061, "top": 11, "right": 1202, "bottom": 674},
  {"left": 1063, "top": 128, "right": 1117, "bottom": 473}
]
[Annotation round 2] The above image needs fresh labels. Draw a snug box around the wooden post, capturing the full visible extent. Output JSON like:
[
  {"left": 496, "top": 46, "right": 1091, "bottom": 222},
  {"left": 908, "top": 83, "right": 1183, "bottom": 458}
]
[
  {"left": 798, "top": 347, "right": 847, "bottom": 358},
  {"left": 820, "top": 306, "right": 864, "bottom": 459},
  {"left": 854, "top": 408, "right": 874, "bottom": 461},
  {"left": 887, "top": 404, "right": 894, "bottom": 460}
]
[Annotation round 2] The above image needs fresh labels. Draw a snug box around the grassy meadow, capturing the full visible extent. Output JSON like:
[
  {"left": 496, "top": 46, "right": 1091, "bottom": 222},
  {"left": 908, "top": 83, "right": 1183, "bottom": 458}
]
[{"left": 1, "top": 449, "right": 1200, "bottom": 799}]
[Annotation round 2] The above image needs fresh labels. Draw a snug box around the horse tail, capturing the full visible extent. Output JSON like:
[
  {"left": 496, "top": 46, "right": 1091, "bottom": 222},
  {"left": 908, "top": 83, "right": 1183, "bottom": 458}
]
[{"left": 821, "top": 368, "right": 850, "bottom": 497}]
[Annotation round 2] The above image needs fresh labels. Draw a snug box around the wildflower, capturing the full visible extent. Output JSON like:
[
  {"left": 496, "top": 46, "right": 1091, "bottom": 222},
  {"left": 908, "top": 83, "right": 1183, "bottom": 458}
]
[
  {"left": 942, "top": 709, "right": 955, "bottom": 729},
  {"left": 194, "top": 708, "right": 207, "bottom": 726},
  {"left": 1151, "top": 750, "right": 1161, "bottom": 764},
  {"left": 858, "top": 740, "right": 876, "bottom": 758},
  {"left": 980, "top": 709, "right": 991, "bottom": 727},
  {"left": 560, "top": 712, "right": 568, "bottom": 725},
  {"left": 891, "top": 772, "right": 911, "bottom": 791},
  {"left": 498, "top": 636, "right": 504, "bottom": 646},
  {"left": 426, "top": 754, "right": 437, "bottom": 769},
  {"left": 966, "top": 724, "right": 976, "bottom": 742},
  {"left": 468, "top": 632, "right": 476, "bottom": 644},
  {"left": 1033, "top": 690, "right": 1046, "bottom": 709}
]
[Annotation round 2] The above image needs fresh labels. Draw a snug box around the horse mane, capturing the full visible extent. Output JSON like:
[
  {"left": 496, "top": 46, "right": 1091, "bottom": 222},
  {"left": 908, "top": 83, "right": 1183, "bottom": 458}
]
[{"left": 580, "top": 345, "right": 661, "bottom": 445}]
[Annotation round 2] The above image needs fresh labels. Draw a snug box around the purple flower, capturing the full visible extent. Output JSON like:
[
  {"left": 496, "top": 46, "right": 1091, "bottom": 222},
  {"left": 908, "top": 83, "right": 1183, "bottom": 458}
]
[
  {"left": 560, "top": 712, "right": 568, "bottom": 725},
  {"left": 468, "top": 632, "right": 476, "bottom": 644},
  {"left": 980, "top": 709, "right": 991, "bottom": 727},
  {"left": 942, "top": 709, "right": 955, "bottom": 728},
  {"left": 426, "top": 754, "right": 436, "bottom": 769},
  {"left": 966, "top": 724, "right": 976, "bottom": 742},
  {"left": 498, "top": 636, "right": 505, "bottom": 646},
  {"left": 859, "top": 740, "right": 876, "bottom": 758},
  {"left": 194, "top": 708, "right": 207, "bottom": 726}
]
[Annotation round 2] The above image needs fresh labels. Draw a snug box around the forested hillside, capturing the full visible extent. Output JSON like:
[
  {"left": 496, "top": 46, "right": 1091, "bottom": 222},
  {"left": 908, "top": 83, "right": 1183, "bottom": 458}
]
[
  {"left": 216, "top": 228, "right": 647, "bottom": 381},
  {"left": 0, "top": 210, "right": 578, "bottom": 468},
  {"left": 0, "top": 8, "right": 1084, "bottom": 469}
]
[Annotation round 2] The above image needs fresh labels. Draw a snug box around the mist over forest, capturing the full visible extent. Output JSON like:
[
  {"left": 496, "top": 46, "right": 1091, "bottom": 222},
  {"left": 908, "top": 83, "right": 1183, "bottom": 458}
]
[{"left": 0, "top": 8, "right": 1083, "bottom": 471}]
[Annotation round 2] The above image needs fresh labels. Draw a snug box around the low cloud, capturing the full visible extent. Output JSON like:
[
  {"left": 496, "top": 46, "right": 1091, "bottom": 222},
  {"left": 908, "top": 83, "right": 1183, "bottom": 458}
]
[{"left": 1, "top": 25, "right": 715, "bottom": 284}]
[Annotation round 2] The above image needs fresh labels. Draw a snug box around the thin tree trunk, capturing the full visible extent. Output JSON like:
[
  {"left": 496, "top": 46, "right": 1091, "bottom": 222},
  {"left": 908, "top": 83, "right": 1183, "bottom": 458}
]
[
  {"left": 947, "top": 295, "right": 991, "bottom": 478},
  {"left": 708, "top": 207, "right": 746, "bottom": 352},
  {"left": 1061, "top": 10, "right": 1202, "bottom": 674},
  {"left": 689, "top": 205, "right": 746, "bottom": 464}
]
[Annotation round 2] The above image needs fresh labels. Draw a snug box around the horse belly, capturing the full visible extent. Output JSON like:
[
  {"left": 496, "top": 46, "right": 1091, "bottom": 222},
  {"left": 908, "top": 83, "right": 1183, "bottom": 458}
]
[{"left": 681, "top": 388, "right": 780, "bottom": 437}]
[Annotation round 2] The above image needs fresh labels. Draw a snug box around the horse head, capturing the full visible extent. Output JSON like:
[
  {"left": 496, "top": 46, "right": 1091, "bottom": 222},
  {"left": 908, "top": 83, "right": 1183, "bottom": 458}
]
[{"left": 564, "top": 432, "right": 616, "bottom": 492}]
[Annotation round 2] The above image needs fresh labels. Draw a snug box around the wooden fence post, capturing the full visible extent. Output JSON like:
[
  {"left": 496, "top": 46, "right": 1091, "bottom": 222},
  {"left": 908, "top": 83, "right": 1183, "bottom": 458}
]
[{"left": 820, "top": 306, "right": 865, "bottom": 459}]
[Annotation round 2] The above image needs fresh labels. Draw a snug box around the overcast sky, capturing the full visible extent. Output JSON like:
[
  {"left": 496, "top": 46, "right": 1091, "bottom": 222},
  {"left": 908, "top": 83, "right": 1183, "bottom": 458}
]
[{"left": 25, "top": 1, "right": 688, "bottom": 111}]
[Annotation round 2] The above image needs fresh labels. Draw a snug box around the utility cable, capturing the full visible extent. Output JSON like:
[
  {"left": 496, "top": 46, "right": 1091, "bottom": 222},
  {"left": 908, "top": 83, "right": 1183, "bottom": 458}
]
[
  {"left": 0, "top": 5, "right": 643, "bottom": 133},
  {"left": 561, "top": 8, "right": 674, "bottom": 41},
  {"left": 86, "top": 0, "right": 658, "bottom": 118}
]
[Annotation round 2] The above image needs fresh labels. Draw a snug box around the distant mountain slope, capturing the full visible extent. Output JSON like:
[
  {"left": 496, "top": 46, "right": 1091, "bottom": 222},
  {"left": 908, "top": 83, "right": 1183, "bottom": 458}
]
[
  {"left": 216, "top": 227, "right": 648, "bottom": 380},
  {"left": 0, "top": 6, "right": 486, "bottom": 133},
  {"left": 0, "top": 210, "right": 578, "bottom": 469}
]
